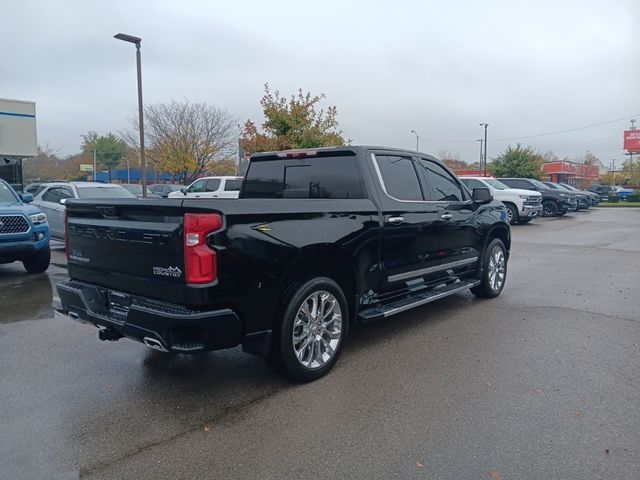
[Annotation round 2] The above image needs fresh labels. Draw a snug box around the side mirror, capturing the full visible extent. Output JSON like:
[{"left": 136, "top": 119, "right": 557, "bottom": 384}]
[
  {"left": 60, "top": 198, "right": 67, "bottom": 205},
  {"left": 472, "top": 187, "right": 493, "bottom": 204},
  {"left": 180, "top": 188, "right": 187, "bottom": 195},
  {"left": 20, "top": 193, "right": 34, "bottom": 203}
]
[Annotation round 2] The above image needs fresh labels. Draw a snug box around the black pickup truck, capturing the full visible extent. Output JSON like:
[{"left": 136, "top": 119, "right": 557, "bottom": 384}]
[{"left": 56, "top": 146, "right": 511, "bottom": 381}]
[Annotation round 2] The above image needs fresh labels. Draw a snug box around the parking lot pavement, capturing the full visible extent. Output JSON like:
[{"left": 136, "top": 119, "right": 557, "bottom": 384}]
[{"left": 1, "top": 208, "right": 639, "bottom": 479}]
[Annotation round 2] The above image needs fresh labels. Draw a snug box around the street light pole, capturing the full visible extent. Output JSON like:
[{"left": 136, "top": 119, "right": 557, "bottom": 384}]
[
  {"left": 479, "top": 123, "right": 489, "bottom": 176},
  {"left": 114, "top": 33, "right": 146, "bottom": 197},
  {"left": 92, "top": 149, "right": 97, "bottom": 181},
  {"left": 410, "top": 130, "right": 419, "bottom": 152},
  {"left": 477, "top": 139, "right": 483, "bottom": 169}
]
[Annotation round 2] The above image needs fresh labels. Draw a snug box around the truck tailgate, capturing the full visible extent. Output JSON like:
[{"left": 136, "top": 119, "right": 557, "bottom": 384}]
[{"left": 66, "top": 199, "right": 191, "bottom": 301}]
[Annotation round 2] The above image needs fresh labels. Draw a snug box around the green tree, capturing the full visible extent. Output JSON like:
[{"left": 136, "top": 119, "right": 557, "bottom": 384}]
[
  {"left": 242, "top": 84, "right": 348, "bottom": 154},
  {"left": 81, "top": 132, "right": 128, "bottom": 182},
  {"left": 490, "top": 144, "right": 543, "bottom": 179}
]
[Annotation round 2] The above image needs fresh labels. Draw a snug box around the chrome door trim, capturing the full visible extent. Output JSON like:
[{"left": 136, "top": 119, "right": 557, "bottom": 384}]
[{"left": 387, "top": 256, "right": 478, "bottom": 283}]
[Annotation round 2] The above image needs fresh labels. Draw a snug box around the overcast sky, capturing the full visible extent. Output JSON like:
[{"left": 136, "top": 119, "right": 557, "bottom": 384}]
[{"left": 2, "top": 0, "right": 638, "bottom": 165}]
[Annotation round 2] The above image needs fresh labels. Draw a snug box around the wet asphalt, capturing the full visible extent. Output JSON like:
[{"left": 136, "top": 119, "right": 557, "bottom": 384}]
[{"left": 1, "top": 209, "right": 639, "bottom": 480}]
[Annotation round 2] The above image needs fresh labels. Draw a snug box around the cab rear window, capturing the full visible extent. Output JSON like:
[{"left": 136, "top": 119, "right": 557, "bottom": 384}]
[{"left": 242, "top": 156, "right": 364, "bottom": 199}]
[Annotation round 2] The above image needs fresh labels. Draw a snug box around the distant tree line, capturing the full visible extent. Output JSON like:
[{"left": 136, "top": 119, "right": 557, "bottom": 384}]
[{"left": 24, "top": 85, "right": 349, "bottom": 184}]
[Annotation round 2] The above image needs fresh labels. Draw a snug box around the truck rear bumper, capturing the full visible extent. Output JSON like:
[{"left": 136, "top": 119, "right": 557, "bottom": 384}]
[{"left": 55, "top": 280, "right": 244, "bottom": 353}]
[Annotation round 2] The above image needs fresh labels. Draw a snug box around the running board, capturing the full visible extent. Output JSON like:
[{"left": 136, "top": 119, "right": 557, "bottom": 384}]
[{"left": 357, "top": 279, "right": 480, "bottom": 323}]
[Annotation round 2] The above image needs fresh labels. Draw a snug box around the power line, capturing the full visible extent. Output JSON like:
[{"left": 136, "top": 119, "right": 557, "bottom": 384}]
[
  {"left": 492, "top": 114, "right": 640, "bottom": 141},
  {"left": 418, "top": 113, "right": 640, "bottom": 144}
]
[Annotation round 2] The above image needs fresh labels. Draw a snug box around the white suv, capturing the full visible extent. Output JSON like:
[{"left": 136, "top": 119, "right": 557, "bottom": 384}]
[
  {"left": 167, "top": 176, "right": 243, "bottom": 199},
  {"left": 459, "top": 176, "right": 542, "bottom": 224}
]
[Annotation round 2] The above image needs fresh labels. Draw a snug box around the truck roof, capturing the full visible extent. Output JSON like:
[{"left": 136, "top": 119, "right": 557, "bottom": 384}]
[{"left": 249, "top": 145, "right": 438, "bottom": 161}]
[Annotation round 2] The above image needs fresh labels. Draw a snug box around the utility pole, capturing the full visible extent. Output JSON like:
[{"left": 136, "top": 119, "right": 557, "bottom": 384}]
[
  {"left": 237, "top": 130, "right": 243, "bottom": 176},
  {"left": 631, "top": 120, "right": 637, "bottom": 172},
  {"left": 410, "top": 130, "right": 419, "bottom": 152},
  {"left": 479, "top": 123, "right": 489, "bottom": 176},
  {"left": 114, "top": 33, "right": 146, "bottom": 197},
  {"left": 92, "top": 149, "right": 97, "bottom": 181},
  {"left": 477, "top": 139, "right": 483, "bottom": 169}
]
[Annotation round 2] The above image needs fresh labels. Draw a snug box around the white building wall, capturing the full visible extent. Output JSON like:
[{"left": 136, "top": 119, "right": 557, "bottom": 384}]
[{"left": 0, "top": 98, "right": 37, "bottom": 158}]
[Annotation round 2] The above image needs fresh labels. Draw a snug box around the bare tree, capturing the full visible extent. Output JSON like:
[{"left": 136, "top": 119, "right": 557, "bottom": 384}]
[
  {"left": 437, "top": 150, "right": 468, "bottom": 172},
  {"left": 123, "top": 100, "right": 238, "bottom": 183}
]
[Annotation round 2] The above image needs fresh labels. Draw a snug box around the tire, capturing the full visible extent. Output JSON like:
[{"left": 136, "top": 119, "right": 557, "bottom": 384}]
[
  {"left": 268, "top": 277, "right": 348, "bottom": 382},
  {"left": 22, "top": 246, "right": 51, "bottom": 273},
  {"left": 519, "top": 218, "right": 533, "bottom": 224},
  {"left": 504, "top": 203, "right": 519, "bottom": 225},
  {"left": 471, "top": 239, "right": 507, "bottom": 299},
  {"left": 542, "top": 200, "right": 559, "bottom": 217}
]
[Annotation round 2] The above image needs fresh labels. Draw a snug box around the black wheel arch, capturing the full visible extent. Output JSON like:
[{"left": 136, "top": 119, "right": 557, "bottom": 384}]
[
  {"left": 484, "top": 224, "right": 511, "bottom": 259},
  {"left": 278, "top": 245, "right": 360, "bottom": 324}
]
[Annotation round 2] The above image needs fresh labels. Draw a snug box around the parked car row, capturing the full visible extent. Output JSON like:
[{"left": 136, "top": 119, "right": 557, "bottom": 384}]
[
  {"left": 587, "top": 184, "right": 637, "bottom": 201},
  {"left": 19, "top": 177, "right": 244, "bottom": 241},
  {"left": 459, "top": 176, "right": 598, "bottom": 225}
]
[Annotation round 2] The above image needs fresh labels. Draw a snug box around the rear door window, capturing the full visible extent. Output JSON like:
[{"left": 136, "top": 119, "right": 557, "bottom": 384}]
[
  {"left": 42, "top": 187, "right": 74, "bottom": 203},
  {"left": 374, "top": 155, "right": 423, "bottom": 201},
  {"left": 503, "top": 179, "right": 528, "bottom": 189},
  {"left": 224, "top": 179, "right": 242, "bottom": 191},
  {"left": 205, "top": 179, "right": 221, "bottom": 192}
]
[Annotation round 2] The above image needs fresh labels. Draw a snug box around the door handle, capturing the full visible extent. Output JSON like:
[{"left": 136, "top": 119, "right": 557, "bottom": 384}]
[
  {"left": 440, "top": 213, "right": 453, "bottom": 220},
  {"left": 386, "top": 216, "right": 404, "bottom": 224}
]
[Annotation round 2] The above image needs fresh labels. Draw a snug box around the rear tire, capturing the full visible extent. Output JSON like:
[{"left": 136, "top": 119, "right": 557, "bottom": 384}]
[
  {"left": 504, "top": 203, "right": 519, "bottom": 225},
  {"left": 542, "top": 200, "right": 559, "bottom": 217},
  {"left": 471, "top": 239, "right": 507, "bottom": 299},
  {"left": 268, "top": 277, "right": 348, "bottom": 382},
  {"left": 22, "top": 246, "right": 50, "bottom": 273}
]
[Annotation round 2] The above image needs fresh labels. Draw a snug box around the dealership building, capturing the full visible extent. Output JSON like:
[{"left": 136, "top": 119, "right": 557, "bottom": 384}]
[{"left": 0, "top": 98, "right": 37, "bottom": 191}]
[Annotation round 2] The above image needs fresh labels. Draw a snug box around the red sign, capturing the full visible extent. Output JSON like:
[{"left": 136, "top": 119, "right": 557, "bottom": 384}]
[{"left": 624, "top": 130, "right": 640, "bottom": 152}]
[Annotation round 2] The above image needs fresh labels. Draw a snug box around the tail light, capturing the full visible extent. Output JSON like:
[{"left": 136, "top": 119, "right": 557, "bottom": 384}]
[
  {"left": 64, "top": 208, "right": 70, "bottom": 261},
  {"left": 184, "top": 213, "right": 223, "bottom": 284}
]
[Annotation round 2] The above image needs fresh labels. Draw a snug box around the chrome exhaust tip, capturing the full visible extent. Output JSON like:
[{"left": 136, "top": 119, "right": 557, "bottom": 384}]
[{"left": 143, "top": 337, "right": 169, "bottom": 353}]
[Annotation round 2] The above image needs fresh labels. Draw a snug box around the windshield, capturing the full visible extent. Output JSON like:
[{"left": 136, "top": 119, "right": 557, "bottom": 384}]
[
  {"left": 560, "top": 183, "right": 578, "bottom": 191},
  {"left": 123, "top": 185, "right": 144, "bottom": 195},
  {"left": 483, "top": 179, "right": 510, "bottom": 190},
  {"left": 0, "top": 181, "right": 19, "bottom": 204},
  {"left": 77, "top": 186, "right": 136, "bottom": 199},
  {"left": 529, "top": 179, "right": 549, "bottom": 189}
]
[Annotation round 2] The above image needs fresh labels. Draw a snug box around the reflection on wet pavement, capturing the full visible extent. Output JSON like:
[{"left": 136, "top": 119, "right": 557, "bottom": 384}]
[{"left": 0, "top": 263, "right": 66, "bottom": 324}]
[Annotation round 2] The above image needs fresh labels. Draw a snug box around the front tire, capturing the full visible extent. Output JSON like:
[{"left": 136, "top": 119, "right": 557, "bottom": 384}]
[
  {"left": 542, "top": 200, "right": 559, "bottom": 217},
  {"left": 504, "top": 203, "right": 519, "bottom": 225},
  {"left": 22, "top": 246, "right": 51, "bottom": 273},
  {"left": 269, "top": 277, "right": 348, "bottom": 382},
  {"left": 471, "top": 239, "right": 507, "bottom": 299}
]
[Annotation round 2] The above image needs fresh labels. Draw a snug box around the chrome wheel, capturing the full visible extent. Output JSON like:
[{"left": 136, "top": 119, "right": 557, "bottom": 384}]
[
  {"left": 506, "top": 208, "right": 514, "bottom": 223},
  {"left": 292, "top": 290, "right": 342, "bottom": 370},
  {"left": 487, "top": 245, "right": 506, "bottom": 291}
]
